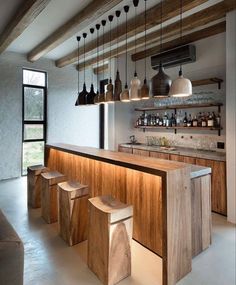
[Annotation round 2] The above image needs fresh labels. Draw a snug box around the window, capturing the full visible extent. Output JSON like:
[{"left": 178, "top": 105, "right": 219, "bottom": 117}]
[{"left": 22, "top": 69, "right": 47, "bottom": 175}]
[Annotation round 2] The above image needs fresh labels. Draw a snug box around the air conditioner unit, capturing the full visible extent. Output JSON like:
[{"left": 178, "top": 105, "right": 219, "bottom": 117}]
[{"left": 151, "top": 44, "right": 196, "bottom": 70}]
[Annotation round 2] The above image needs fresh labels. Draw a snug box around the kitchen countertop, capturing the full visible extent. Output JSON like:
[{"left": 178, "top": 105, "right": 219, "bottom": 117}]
[
  {"left": 119, "top": 143, "right": 226, "bottom": 162},
  {"left": 46, "top": 143, "right": 211, "bottom": 179}
]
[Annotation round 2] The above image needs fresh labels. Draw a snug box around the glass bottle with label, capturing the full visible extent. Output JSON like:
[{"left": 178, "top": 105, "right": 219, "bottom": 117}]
[
  {"left": 201, "top": 112, "right": 207, "bottom": 127},
  {"left": 156, "top": 113, "right": 160, "bottom": 125},
  {"left": 187, "top": 114, "right": 192, "bottom": 127},
  {"left": 144, "top": 113, "right": 148, "bottom": 126},
  {"left": 192, "top": 115, "right": 198, "bottom": 127},
  {"left": 207, "top": 113, "right": 214, "bottom": 127},
  {"left": 183, "top": 112, "right": 188, "bottom": 127}
]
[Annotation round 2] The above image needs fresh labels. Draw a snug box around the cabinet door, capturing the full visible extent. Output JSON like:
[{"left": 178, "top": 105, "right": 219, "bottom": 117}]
[
  {"left": 196, "top": 158, "right": 227, "bottom": 216},
  {"left": 118, "top": 146, "right": 133, "bottom": 154},
  {"left": 133, "top": 149, "right": 150, "bottom": 157},
  {"left": 170, "top": 154, "right": 196, "bottom": 164},
  {"left": 183, "top": 156, "right": 196, "bottom": 164},
  {"left": 150, "top": 151, "right": 169, "bottom": 160}
]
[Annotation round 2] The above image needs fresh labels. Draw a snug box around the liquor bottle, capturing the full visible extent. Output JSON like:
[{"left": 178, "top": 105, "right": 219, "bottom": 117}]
[
  {"left": 183, "top": 112, "right": 188, "bottom": 127},
  {"left": 192, "top": 115, "right": 198, "bottom": 127},
  {"left": 138, "top": 115, "right": 142, "bottom": 126},
  {"left": 166, "top": 113, "right": 170, "bottom": 127},
  {"left": 201, "top": 112, "right": 207, "bottom": 127},
  {"left": 158, "top": 116, "right": 163, "bottom": 126},
  {"left": 176, "top": 111, "right": 181, "bottom": 126},
  {"left": 216, "top": 113, "right": 221, "bottom": 127},
  {"left": 163, "top": 112, "right": 168, "bottom": 127},
  {"left": 197, "top": 112, "right": 202, "bottom": 127},
  {"left": 144, "top": 113, "right": 148, "bottom": 126},
  {"left": 156, "top": 113, "right": 160, "bottom": 125},
  {"left": 207, "top": 113, "right": 214, "bottom": 127},
  {"left": 187, "top": 114, "right": 192, "bottom": 127},
  {"left": 171, "top": 113, "right": 176, "bottom": 127},
  {"left": 147, "top": 114, "right": 152, "bottom": 126}
]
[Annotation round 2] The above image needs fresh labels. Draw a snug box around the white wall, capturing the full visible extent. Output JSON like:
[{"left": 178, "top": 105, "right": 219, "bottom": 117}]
[
  {"left": 226, "top": 11, "right": 236, "bottom": 224},
  {"left": 112, "top": 33, "right": 226, "bottom": 149},
  {"left": 0, "top": 51, "right": 99, "bottom": 180}
]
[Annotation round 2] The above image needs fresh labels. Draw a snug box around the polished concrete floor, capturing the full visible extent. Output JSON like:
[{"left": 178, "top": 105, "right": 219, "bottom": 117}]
[{"left": 0, "top": 177, "right": 235, "bottom": 285}]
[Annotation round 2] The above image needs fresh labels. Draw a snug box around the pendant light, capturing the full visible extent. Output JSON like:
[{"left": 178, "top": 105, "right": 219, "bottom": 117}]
[
  {"left": 98, "top": 19, "right": 106, "bottom": 104},
  {"left": 75, "top": 36, "right": 81, "bottom": 106},
  {"left": 130, "top": 0, "right": 141, "bottom": 101},
  {"left": 169, "top": 0, "right": 192, "bottom": 97},
  {"left": 94, "top": 24, "right": 101, "bottom": 105},
  {"left": 77, "top": 33, "right": 88, "bottom": 105},
  {"left": 105, "top": 15, "right": 114, "bottom": 103},
  {"left": 120, "top": 5, "right": 130, "bottom": 102},
  {"left": 152, "top": 0, "right": 171, "bottom": 98},
  {"left": 140, "top": 0, "right": 149, "bottom": 100},
  {"left": 114, "top": 10, "right": 122, "bottom": 101},
  {"left": 86, "top": 28, "right": 96, "bottom": 105}
]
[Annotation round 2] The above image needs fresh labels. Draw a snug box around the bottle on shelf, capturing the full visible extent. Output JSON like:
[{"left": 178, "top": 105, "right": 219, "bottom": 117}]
[
  {"left": 192, "top": 115, "right": 198, "bottom": 127},
  {"left": 216, "top": 113, "right": 221, "bottom": 127},
  {"left": 187, "top": 114, "right": 192, "bottom": 127},
  {"left": 183, "top": 112, "right": 188, "bottom": 127},
  {"left": 201, "top": 112, "right": 207, "bottom": 127},
  {"left": 207, "top": 113, "right": 214, "bottom": 127},
  {"left": 197, "top": 112, "right": 202, "bottom": 127},
  {"left": 156, "top": 113, "right": 160, "bottom": 125},
  {"left": 170, "top": 113, "right": 176, "bottom": 127},
  {"left": 158, "top": 116, "right": 163, "bottom": 126},
  {"left": 143, "top": 113, "right": 148, "bottom": 126},
  {"left": 166, "top": 113, "right": 170, "bottom": 127},
  {"left": 163, "top": 112, "right": 168, "bottom": 127}
]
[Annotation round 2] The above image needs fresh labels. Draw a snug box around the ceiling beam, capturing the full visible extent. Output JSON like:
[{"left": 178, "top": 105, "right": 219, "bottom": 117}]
[
  {"left": 77, "top": 21, "right": 226, "bottom": 71},
  {"left": 0, "top": 0, "right": 51, "bottom": 54},
  {"left": 27, "top": 0, "right": 124, "bottom": 62},
  {"left": 93, "top": 64, "right": 109, "bottom": 75},
  {"left": 56, "top": 0, "right": 208, "bottom": 68}
]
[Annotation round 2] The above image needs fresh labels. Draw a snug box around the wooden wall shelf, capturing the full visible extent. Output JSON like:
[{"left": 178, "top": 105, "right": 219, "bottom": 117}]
[
  {"left": 135, "top": 126, "right": 222, "bottom": 131},
  {"left": 192, "top": 78, "right": 223, "bottom": 89}
]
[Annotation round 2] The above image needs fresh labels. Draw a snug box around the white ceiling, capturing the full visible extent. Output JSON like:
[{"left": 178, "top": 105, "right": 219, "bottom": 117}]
[{"left": 0, "top": 0, "right": 224, "bottom": 63}]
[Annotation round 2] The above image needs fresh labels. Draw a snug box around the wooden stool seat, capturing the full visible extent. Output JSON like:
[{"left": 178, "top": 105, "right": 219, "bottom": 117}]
[
  {"left": 41, "top": 171, "right": 66, "bottom": 224},
  {"left": 88, "top": 195, "right": 133, "bottom": 285},
  {"left": 27, "top": 165, "right": 49, "bottom": 208},
  {"left": 58, "top": 181, "right": 89, "bottom": 246}
]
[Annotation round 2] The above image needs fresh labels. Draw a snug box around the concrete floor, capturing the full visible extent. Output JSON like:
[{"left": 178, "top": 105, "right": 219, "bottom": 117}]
[{"left": 0, "top": 177, "right": 235, "bottom": 285}]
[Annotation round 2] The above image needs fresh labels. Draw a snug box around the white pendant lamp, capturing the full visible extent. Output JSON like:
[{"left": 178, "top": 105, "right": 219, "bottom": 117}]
[
  {"left": 130, "top": 0, "right": 141, "bottom": 101},
  {"left": 169, "top": 0, "right": 192, "bottom": 97},
  {"left": 120, "top": 5, "right": 130, "bottom": 102}
]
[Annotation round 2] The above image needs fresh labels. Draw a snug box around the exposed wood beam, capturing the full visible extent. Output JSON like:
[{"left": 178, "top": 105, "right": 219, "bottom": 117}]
[
  {"left": 56, "top": 0, "right": 208, "bottom": 68},
  {"left": 27, "top": 0, "right": 124, "bottom": 62},
  {"left": 0, "top": 0, "right": 51, "bottom": 54},
  {"left": 93, "top": 64, "right": 109, "bottom": 75},
  {"left": 132, "top": 21, "right": 226, "bottom": 62},
  {"left": 78, "top": 21, "right": 226, "bottom": 71}
]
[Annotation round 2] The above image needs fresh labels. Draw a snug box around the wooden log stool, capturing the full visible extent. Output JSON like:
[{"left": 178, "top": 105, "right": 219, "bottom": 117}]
[
  {"left": 27, "top": 165, "right": 49, "bottom": 208},
  {"left": 88, "top": 195, "right": 133, "bottom": 285},
  {"left": 41, "top": 171, "right": 66, "bottom": 224},
  {"left": 57, "top": 181, "right": 89, "bottom": 246}
]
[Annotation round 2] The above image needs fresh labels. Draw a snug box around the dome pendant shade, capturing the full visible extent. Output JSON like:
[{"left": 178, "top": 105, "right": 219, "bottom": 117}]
[
  {"left": 130, "top": 73, "right": 141, "bottom": 101},
  {"left": 86, "top": 84, "right": 96, "bottom": 104},
  {"left": 114, "top": 71, "right": 122, "bottom": 101},
  {"left": 120, "top": 84, "right": 130, "bottom": 102},
  {"left": 169, "top": 72, "right": 192, "bottom": 97},
  {"left": 105, "top": 79, "right": 114, "bottom": 103},
  {"left": 152, "top": 64, "right": 172, "bottom": 97},
  {"left": 140, "top": 79, "right": 149, "bottom": 100},
  {"left": 77, "top": 83, "right": 88, "bottom": 105}
]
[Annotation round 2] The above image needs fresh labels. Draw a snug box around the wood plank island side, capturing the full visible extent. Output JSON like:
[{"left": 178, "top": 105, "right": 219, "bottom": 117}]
[{"left": 45, "top": 144, "right": 192, "bottom": 285}]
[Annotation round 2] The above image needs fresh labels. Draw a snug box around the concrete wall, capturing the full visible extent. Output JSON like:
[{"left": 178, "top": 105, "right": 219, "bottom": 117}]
[
  {"left": 226, "top": 11, "right": 236, "bottom": 224},
  {"left": 0, "top": 52, "right": 99, "bottom": 180}
]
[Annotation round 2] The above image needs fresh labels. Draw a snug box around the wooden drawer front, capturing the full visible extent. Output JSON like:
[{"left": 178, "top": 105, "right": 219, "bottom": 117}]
[
  {"left": 133, "top": 149, "right": 150, "bottom": 157},
  {"left": 150, "top": 151, "right": 169, "bottom": 160},
  {"left": 118, "top": 146, "right": 133, "bottom": 154},
  {"left": 196, "top": 158, "right": 227, "bottom": 216},
  {"left": 170, "top": 154, "right": 196, "bottom": 164}
]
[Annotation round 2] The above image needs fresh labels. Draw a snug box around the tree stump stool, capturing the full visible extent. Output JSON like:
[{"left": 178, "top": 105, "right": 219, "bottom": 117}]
[
  {"left": 88, "top": 195, "right": 133, "bottom": 285},
  {"left": 58, "top": 181, "right": 89, "bottom": 246},
  {"left": 27, "top": 165, "right": 49, "bottom": 208},
  {"left": 41, "top": 171, "right": 66, "bottom": 224}
]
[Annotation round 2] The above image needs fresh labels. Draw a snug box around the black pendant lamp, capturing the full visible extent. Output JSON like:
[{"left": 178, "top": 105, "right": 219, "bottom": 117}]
[
  {"left": 130, "top": 0, "right": 141, "bottom": 101},
  {"left": 94, "top": 24, "right": 101, "bottom": 105},
  {"left": 120, "top": 5, "right": 130, "bottom": 102},
  {"left": 114, "top": 10, "right": 122, "bottom": 101},
  {"left": 77, "top": 33, "right": 88, "bottom": 105},
  {"left": 169, "top": 0, "right": 192, "bottom": 97},
  {"left": 152, "top": 0, "right": 172, "bottom": 98},
  {"left": 86, "top": 28, "right": 96, "bottom": 105},
  {"left": 140, "top": 0, "right": 149, "bottom": 100},
  {"left": 105, "top": 15, "right": 114, "bottom": 103},
  {"left": 98, "top": 19, "right": 106, "bottom": 104},
  {"left": 75, "top": 36, "right": 81, "bottom": 106}
]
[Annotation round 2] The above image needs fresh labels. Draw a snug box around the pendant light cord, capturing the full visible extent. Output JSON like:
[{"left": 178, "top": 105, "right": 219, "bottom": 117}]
[
  {"left": 144, "top": 0, "right": 147, "bottom": 82},
  {"left": 90, "top": 29, "right": 94, "bottom": 85},
  {"left": 77, "top": 36, "right": 80, "bottom": 92},
  {"left": 160, "top": 0, "right": 163, "bottom": 54},
  {"left": 125, "top": 8, "right": 128, "bottom": 87},
  {"left": 96, "top": 24, "right": 100, "bottom": 93},
  {"left": 179, "top": 0, "right": 183, "bottom": 75},
  {"left": 116, "top": 14, "right": 119, "bottom": 72},
  {"left": 108, "top": 16, "right": 113, "bottom": 82},
  {"left": 134, "top": 2, "right": 137, "bottom": 76},
  {"left": 83, "top": 33, "right": 86, "bottom": 86},
  {"left": 103, "top": 23, "right": 105, "bottom": 83}
]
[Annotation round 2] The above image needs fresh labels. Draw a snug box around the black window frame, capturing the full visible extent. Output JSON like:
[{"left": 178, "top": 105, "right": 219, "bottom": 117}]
[{"left": 22, "top": 68, "right": 47, "bottom": 175}]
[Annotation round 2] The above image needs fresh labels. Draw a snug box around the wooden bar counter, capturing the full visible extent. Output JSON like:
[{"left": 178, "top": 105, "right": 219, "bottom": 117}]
[{"left": 45, "top": 143, "right": 211, "bottom": 285}]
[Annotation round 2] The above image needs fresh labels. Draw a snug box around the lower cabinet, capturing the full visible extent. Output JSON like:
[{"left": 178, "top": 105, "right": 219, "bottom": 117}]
[
  {"left": 196, "top": 158, "right": 227, "bottom": 216},
  {"left": 133, "top": 149, "right": 150, "bottom": 157},
  {"left": 118, "top": 146, "right": 133, "bottom": 154},
  {"left": 118, "top": 145, "right": 227, "bottom": 216}
]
